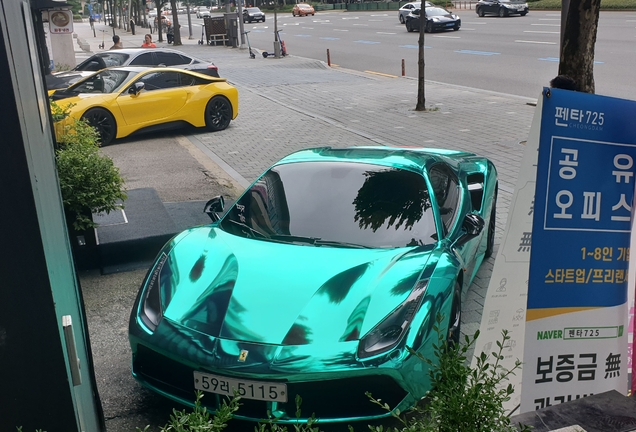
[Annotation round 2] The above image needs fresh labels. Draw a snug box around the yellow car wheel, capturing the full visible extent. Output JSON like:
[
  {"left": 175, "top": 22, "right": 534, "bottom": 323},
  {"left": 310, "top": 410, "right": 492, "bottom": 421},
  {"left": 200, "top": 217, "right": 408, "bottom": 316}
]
[
  {"left": 205, "top": 96, "right": 232, "bottom": 132},
  {"left": 82, "top": 107, "right": 117, "bottom": 146}
]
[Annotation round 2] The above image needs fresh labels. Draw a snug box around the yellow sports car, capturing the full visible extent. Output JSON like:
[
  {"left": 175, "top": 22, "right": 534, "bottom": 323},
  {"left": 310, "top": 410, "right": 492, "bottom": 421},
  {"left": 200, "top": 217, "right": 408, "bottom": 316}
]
[{"left": 50, "top": 66, "right": 239, "bottom": 145}]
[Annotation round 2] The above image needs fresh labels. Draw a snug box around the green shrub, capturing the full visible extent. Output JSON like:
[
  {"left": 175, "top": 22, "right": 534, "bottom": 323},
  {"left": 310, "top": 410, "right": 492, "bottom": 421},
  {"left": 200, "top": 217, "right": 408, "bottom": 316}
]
[{"left": 50, "top": 100, "right": 127, "bottom": 230}]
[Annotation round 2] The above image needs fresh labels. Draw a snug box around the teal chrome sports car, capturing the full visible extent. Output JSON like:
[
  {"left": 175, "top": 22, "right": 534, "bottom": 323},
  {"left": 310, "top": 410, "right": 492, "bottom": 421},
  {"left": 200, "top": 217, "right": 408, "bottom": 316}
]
[{"left": 129, "top": 146, "right": 497, "bottom": 423}]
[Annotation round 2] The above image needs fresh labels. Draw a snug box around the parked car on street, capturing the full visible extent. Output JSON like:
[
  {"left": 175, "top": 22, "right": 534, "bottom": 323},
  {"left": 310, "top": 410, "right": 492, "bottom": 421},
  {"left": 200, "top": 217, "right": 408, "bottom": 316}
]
[
  {"left": 405, "top": 6, "right": 461, "bottom": 32},
  {"left": 292, "top": 3, "right": 315, "bottom": 16},
  {"left": 128, "top": 145, "right": 498, "bottom": 423},
  {"left": 476, "top": 0, "right": 528, "bottom": 16},
  {"left": 398, "top": 1, "right": 433, "bottom": 23},
  {"left": 242, "top": 7, "right": 265, "bottom": 22},
  {"left": 47, "top": 48, "right": 220, "bottom": 90},
  {"left": 50, "top": 66, "right": 238, "bottom": 145}
]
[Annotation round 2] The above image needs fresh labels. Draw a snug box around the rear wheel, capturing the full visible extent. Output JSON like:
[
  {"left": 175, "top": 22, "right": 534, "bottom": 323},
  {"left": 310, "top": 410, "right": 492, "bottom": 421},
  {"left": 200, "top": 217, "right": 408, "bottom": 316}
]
[
  {"left": 448, "top": 282, "right": 461, "bottom": 346},
  {"left": 205, "top": 96, "right": 232, "bottom": 132},
  {"left": 81, "top": 108, "right": 117, "bottom": 146},
  {"left": 399, "top": 14, "right": 405, "bottom": 23},
  {"left": 485, "top": 183, "right": 498, "bottom": 258}
]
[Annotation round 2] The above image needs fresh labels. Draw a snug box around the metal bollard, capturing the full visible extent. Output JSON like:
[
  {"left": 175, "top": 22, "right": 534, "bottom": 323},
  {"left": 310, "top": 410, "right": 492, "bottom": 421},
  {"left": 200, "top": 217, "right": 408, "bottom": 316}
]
[
  {"left": 327, "top": 49, "right": 331, "bottom": 66},
  {"left": 402, "top": 59, "right": 405, "bottom": 76}
]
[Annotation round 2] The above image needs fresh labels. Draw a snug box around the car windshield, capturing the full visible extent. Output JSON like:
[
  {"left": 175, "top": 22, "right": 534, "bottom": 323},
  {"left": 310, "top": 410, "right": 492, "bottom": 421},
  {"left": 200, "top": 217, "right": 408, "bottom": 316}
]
[
  {"left": 246, "top": 7, "right": 261, "bottom": 12},
  {"left": 299, "top": 4, "right": 312, "bottom": 8},
  {"left": 68, "top": 70, "right": 136, "bottom": 94},
  {"left": 426, "top": 7, "right": 450, "bottom": 16},
  {"left": 219, "top": 161, "right": 438, "bottom": 249}
]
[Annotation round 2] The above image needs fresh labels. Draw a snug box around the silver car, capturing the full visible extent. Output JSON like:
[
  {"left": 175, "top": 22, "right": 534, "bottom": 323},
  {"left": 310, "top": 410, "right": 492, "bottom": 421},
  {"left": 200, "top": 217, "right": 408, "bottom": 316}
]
[{"left": 398, "top": 1, "right": 433, "bottom": 23}]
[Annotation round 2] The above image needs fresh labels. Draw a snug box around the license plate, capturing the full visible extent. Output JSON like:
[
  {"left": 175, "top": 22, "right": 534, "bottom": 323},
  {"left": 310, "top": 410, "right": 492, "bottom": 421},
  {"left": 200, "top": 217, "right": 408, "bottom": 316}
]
[
  {"left": 446, "top": 23, "right": 454, "bottom": 26},
  {"left": 194, "top": 371, "right": 288, "bottom": 402}
]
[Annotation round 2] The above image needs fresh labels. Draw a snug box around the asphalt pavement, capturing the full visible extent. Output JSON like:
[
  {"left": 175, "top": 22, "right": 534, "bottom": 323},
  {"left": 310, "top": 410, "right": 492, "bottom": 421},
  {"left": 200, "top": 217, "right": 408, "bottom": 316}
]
[{"left": 70, "top": 16, "right": 540, "bottom": 431}]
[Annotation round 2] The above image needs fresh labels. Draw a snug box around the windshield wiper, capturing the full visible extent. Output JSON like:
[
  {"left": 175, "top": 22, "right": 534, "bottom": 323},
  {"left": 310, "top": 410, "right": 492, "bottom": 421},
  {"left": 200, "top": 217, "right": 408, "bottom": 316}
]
[
  {"left": 268, "top": 235, "right": 371, "bottom": 249},
  {"left": 225, "top": 219, "right": 269, "bottom": 239}
]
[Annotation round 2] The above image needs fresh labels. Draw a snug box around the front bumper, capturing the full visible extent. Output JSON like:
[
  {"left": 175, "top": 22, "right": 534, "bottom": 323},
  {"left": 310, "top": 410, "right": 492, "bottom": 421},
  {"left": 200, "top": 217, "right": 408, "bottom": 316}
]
[{"left": 129, "top": 317, "right": 422, "bottom": 423}]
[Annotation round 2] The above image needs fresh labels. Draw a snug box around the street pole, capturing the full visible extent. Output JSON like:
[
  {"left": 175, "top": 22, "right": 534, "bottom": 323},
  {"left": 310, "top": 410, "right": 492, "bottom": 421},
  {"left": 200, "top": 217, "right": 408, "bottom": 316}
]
[
  {"left": 237, "top": 0, "right": 246, "bottom": 48},
  {"left": 274, "top": 9, "right": 280, "bottom": 58}
]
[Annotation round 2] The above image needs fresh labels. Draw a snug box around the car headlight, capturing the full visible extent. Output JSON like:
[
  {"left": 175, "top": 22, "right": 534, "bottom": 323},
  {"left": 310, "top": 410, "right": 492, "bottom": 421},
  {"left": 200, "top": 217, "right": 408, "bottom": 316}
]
[
  {"left": 505, "top": 4, "right": 515, "bottom": 7},
  {"left": 140, "top": 252, "right": 168, "bottom": 331},
  {"left": 358, "top": 279, "right": 429, "bottom": 359}
]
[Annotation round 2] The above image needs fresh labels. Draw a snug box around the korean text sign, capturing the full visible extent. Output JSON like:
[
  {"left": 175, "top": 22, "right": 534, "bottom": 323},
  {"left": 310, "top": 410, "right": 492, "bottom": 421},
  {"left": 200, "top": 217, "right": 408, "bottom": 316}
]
[{"left": 520, "top": 88, "right": 636, "bottom": 412}]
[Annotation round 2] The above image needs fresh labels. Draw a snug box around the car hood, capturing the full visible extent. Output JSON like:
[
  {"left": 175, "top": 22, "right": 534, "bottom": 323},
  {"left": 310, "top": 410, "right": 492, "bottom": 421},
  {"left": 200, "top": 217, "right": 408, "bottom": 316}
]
[{"left": 158, "top": 227, "right": 434, "bottom": 346}]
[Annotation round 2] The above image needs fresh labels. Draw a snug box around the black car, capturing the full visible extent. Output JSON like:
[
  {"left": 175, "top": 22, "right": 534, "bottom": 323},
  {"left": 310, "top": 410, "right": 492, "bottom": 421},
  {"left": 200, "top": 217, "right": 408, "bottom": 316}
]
[
  {"left": 243, "top": 7, "right": 265, "bottom": 23},
  {"left": 405, "top": 6, "right": 461, "bottom": 33},
  {"left": 476, "top": 0, "right": 528, "bottom": 16},
  {"left": 47, "top": 48, "right": 219, "bottom": 90}
]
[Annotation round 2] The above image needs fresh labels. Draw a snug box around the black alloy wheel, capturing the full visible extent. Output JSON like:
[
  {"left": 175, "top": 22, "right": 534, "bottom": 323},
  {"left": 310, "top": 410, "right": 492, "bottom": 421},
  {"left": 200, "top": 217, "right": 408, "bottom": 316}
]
[
  {"left": 499, "top": 7, "right": 507, "bottom": 16},
  {"left": 453, "top": 24, "right": 460, "bottom": 30},
  {"left": 425, "top": 20, "right": 433, "bottom": 33},
  {"left": 484, "top": 183, "right": 498, "bottom": 258},
  {"left": 81, "top": 108, "right": 117, "bottom": 146},
  {"left": 447, "top": 282, "right": 462, "bottom": 346},
  {"left": 205, "top": 96, "right": 232, "bottom": 132}
]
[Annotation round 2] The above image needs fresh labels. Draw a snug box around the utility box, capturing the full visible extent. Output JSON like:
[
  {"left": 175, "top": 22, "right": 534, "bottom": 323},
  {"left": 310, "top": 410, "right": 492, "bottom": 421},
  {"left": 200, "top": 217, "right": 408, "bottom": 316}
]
[
  {"left": 203, "top": 16, "right": 227, "bottom": 45},
  {"left": 224, "top": 12, "right": 239, "bottom": 47}
]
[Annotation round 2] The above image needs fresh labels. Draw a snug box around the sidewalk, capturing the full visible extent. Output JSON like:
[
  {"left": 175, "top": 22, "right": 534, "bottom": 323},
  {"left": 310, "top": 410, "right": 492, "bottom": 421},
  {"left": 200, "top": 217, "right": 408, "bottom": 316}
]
[{"left": 66, "top": 19, "right": 636, "bottom": 432}]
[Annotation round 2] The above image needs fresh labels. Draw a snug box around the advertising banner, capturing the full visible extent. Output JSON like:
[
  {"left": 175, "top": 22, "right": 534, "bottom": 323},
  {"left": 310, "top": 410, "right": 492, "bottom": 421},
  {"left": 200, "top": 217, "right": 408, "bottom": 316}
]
[
  {"left": 470, "top": 96, "right": 543, "bottom": 414},
  {"left": 520, "top": 88, "right": 636, "bottom": 412}
]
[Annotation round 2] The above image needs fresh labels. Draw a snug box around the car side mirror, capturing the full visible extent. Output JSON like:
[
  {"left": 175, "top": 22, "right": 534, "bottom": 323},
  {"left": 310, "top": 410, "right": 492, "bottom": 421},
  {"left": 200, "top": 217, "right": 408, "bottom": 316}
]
[
  {"left": 204, "top": 196, "right": 225, "bottom": 221},
  {"left": 129, "top": 81, "right": 145, "bottom": 95},
  {"left": 454, "top": 213, "right": 485, "bottom": 248}
]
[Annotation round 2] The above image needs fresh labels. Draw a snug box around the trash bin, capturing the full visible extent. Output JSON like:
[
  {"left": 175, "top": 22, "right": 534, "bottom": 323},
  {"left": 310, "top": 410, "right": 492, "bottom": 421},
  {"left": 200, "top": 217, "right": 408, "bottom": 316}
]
[{"left": 224, "top": 12, "right": 239, "bottom": 47}]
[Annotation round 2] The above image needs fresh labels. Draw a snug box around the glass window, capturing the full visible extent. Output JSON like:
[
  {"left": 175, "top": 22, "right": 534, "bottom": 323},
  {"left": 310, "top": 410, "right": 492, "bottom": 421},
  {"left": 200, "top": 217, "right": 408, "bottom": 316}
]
[
  {"left": 129, "top": 52, "right": 155, "bottom": 66},
  {"left": 138, "top": 71, "right": 180, "bottom": 91},
  {"left": 155, "top": 52, "right": 185, "bottom": 66},
  {"left": 220, "top": 162, "right": 437, "bottom": 249},
  {"left": 428, "top": 164, "right": 461, "bottom": 235},
  {"left": 69, "top": 70, "right": 136, "bottom": 94}
]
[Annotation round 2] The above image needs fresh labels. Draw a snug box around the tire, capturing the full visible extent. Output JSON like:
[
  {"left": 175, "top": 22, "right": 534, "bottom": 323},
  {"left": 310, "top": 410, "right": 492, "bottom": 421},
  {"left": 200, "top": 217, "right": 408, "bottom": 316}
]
[
  {"left": 205, "top": 96, "right": 232, "bottom": 132},
  {"left": 453, "top": 24, "right": 460, "bottom": 31},
  {"left": 499, "top": 7, "right": 507, "bottom": 17},
  {"left": 292, "top": 11, "right": 295, "bottom": 16},
  {"left": 81, "top": 108, "right": 117, "bottom": 146},
  {"left": 447, "top": 282, "right": 461, "bottom": 346},
  {"left": 399, "top": 14, "right": 405, "bottom": 24},
  {"left": 477, "top": 7, "right": 484, "bottom": 17},
  {"left": 520, "top": 11, "right": 527, "bottom": 15},
  {"left": 262, "top": 17, "right": 266, "bottom": 22},
  {"left": 425, "top": 20, "right": 433, "bottom": 33},
  {"left": 406, "top": 22, "right": 414, "bottom": 32},
  {"left": 484, "top": 183, "right": 498, "bottom": 258}
]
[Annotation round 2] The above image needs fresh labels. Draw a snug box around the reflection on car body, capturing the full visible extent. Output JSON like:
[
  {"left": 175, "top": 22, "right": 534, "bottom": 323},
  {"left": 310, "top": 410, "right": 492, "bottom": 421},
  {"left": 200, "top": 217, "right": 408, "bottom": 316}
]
[
  {"left": 128, "top": 146, "right": 498, "bottom": 424},
  {"left": 405, "top": 6, "right": 461, "bottom": 33}
]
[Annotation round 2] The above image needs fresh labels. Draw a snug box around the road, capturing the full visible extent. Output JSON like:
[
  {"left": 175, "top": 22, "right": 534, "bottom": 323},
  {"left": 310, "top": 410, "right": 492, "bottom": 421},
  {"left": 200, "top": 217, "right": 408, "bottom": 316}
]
[{"left": 179, "top": 10, "right": 636, "bottom": 100}]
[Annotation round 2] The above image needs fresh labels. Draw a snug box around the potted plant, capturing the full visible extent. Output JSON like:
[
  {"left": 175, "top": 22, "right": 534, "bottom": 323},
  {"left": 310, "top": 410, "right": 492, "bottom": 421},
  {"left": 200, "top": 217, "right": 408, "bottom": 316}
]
[{"left": 50, "top": 100, "right": 127, "bottom": 268}]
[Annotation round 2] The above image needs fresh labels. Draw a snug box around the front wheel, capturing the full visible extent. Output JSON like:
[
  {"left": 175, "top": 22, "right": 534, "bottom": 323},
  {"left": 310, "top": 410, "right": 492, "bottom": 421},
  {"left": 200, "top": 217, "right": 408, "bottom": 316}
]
[
  {"left": 205, "top": 96, "right": 232, "bottom": 132},
  {"left": 520, "top": 11, "right": 527, "bottom": 15},
  {"left": 81, "top": 108, "right": 117, "bottom": 146},
  {"left": 406, "top": 22, "right": 414, "bottom": 32},
  {"left": 453, "top": 24, "right": 460, "bottom": 31},
  {"left": 477, "top": 7, "right": 485, "bottom": 16},
  {"left": 399, "top": 14, "right": 405, "bottom": 24},
  {"left": 425, "top": 20, "right": 433, "bottom": 33},
  {"left": 498, "top": 7, "right": 508, "bottom": 16}
]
